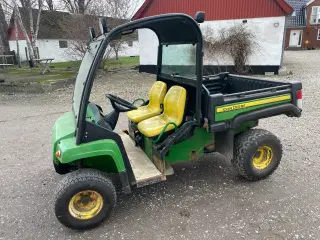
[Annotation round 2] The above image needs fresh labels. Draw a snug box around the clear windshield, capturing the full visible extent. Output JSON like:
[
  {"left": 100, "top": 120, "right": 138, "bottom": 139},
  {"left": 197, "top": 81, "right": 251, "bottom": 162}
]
[
  {"left": 73, "top": 39, "right": 102, "bottom": 120},
  {"left": 161, "top": 44, "right": 197, "bottom": 78}
]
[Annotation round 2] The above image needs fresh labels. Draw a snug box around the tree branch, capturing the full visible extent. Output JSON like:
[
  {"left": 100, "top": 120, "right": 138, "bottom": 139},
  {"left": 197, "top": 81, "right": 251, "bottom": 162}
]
[{"left": 13, "top": 2, "right": 35, "bottom": 61}]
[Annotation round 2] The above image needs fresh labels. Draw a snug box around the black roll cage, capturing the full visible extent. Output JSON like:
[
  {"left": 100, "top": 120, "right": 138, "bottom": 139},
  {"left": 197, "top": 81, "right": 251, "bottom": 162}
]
[{"left": 76, "top": 13, "right": 204, "bottom": 145}]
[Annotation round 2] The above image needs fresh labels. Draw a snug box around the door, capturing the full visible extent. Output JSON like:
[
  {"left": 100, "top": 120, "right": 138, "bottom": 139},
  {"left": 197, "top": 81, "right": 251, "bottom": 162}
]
[{"left": 289, "top": 30, "right": 303, "bottom": 47}]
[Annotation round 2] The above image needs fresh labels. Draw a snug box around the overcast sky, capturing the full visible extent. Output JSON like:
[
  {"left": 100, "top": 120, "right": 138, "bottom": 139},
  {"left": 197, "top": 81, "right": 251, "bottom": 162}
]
[
  {"left": 137, "top": 0, "right": 144, "bottom": 9},
  {"left": 131, "top": 0, "right": 144, "bottom": 17}
]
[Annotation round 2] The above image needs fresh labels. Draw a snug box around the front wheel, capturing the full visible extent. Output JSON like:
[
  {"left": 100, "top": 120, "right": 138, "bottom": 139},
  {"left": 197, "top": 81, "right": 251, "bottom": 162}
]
[
  {"left": 232, "top": 129, "right": 283, "bottom": 181},
  {"left": 54, "top": 169, "right": 116, "bottom": 230}
]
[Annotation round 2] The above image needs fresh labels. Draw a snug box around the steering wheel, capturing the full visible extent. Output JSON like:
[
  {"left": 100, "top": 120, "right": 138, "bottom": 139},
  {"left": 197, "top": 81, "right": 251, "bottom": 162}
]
[{"left": 105, "top": 94, "right": 137, "bottom": 112}]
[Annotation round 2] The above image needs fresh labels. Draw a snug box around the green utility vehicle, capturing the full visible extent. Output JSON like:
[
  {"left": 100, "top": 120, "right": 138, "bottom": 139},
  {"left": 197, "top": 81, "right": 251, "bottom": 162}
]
[{"left": 52, "top": 13, "right": 302, "bottom": 229}]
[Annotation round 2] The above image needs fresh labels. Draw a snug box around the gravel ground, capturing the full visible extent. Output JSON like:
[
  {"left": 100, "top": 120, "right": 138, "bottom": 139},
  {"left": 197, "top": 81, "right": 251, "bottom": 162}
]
[{"left": 0, "top": 50, "right": 319, "bottom": 240}]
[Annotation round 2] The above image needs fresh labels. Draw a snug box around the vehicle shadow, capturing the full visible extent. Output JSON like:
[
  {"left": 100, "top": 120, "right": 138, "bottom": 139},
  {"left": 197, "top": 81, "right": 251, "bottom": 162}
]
[{"left": 112, "top": 153, "right": 246, "bottom": 212}]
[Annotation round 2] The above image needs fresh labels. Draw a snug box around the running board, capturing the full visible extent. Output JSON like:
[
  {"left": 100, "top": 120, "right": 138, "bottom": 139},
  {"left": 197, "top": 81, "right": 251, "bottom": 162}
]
[{"left": 120, "top": 133, "right": 164, "bottom": 187}]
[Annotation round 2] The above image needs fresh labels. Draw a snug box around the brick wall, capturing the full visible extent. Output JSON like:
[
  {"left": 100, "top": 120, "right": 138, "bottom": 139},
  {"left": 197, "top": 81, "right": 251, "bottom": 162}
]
[
  {"left": 285, "top": 0, "right": 320, "bottom": 49},
  {"left": 306, "top": 0, "right": 320, "bottom": 26},
  {"left": 305, "top": 0, "right": 320, "bottom": 48},
  {"left": 285, "top": 27, "right": 320, "bottom": 49}
]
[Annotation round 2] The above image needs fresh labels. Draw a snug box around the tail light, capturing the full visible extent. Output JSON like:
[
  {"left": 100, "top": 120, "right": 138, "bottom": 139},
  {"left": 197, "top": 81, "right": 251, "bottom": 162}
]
[{"left": 296, "top": 90, "right": 302, "bottom": 110}]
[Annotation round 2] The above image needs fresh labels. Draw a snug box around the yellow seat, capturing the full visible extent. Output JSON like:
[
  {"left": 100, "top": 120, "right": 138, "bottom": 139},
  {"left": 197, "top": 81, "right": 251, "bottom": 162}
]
[
  {"left": 127, "top": 81, "right": 167, "bottom": 123},
  {"left": 138, "top": 86, "right": 187, "bottom": 138}
]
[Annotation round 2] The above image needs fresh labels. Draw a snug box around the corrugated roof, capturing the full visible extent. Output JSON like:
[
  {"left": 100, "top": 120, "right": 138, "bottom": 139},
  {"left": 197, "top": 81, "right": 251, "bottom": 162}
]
[
  {"left": 132, "top": 0, "right": 293, "bottom": 20},
  {"left": 285, "top": 0, "right": 309, "bottom": 27}
]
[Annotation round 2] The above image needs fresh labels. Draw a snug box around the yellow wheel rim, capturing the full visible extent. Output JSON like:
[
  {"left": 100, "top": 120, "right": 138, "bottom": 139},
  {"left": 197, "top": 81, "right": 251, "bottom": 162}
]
[
  {"left": 252, "top": 146, "right": 273, "bottom": 170},
  {"left": 68, "top": 190, "right": 103, "bottom": 220}
]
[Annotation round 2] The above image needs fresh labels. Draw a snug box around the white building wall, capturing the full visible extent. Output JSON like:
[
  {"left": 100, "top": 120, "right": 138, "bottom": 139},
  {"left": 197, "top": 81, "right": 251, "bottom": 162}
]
[
  {"left": 138, "top": 16, "right": 286, "bottom": 67},
  {"left": 201, "top": 16, "right": 286, "bottom": 66},
  {"left": 9, "top": 40, "right": 28, "bottom": 61},
  {"left": 38, "top": 39, "right": 75, "bottom": 62},
  {"left": 9, "top": 39, "right": 140, "bottom": 62},
  {"left": 118, "top": 41, "right": 140, "bottom": 58}
]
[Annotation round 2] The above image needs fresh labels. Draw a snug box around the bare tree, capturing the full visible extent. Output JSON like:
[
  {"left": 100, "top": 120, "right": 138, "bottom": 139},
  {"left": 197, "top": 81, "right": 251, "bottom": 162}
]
[
  {"left": 32, "top": 0, "right": 43, "bottom": 58},
  {"left": 45, "top": 0, "right": 54, "bottom": 10},
  {"left": 19, "top": 0, "right": 29, "bottom": 8},
  {"left": 9, "top": 0, "right": 44, "bottom": 64},
  {"left": 57, "top": 0, "right": 138, "bottom": 60},
  {"left": 87, "top": 0, "right": 139, "bottom": 59},
  {"left": 12, "top": 2, "right": 35, "bottom": 62},
  {"left": 64, "top": 0, "right": 140, "bottom": 15},
  {"left": 89, "top": 0, "right": 139, "bottom": 19},
  {"left": 0, "top": 2, "right": 10, "bottom": 53},
  {"left": 58, "top": 0, "right": 94, "bottom": 14},
  {"left": 204, "top": 25, "right": 260, "bottom": 73},
  {"left": 14, "top": 10, "right": 21, "bottom": 67},
  {"left": 59, "top": 14, "right": 97, "bottom": 59},
  {"left": 60, "top": 13, "right": 130, "bottom": 60}
]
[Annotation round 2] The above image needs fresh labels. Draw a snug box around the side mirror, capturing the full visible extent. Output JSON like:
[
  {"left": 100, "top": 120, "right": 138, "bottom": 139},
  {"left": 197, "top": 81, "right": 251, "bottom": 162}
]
[
  {"left": 195, "top": 11, "right": 205, "bottom": 23},
  {"left": 99, "top": 17, "right": 108, "bottom": 34},
  {"left": 89, "top": 26, "right": 96, "bottom": 40}
]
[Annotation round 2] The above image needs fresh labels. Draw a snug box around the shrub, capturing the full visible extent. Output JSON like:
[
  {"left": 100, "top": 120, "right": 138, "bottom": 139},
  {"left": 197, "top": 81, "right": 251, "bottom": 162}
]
[{"left": 204, "top": 24, "right": 259, "bottom": 73}]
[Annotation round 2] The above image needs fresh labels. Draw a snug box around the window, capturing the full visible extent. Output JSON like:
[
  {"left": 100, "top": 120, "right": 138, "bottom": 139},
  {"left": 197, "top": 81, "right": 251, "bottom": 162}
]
[
  {"left": 311, "top": 6, "right": 320, "bottom": 24},
  {"left": 127, "top": 41, "right": 133, "bottom": 47},
  {"left": 59, "top": 40, "right": 68, "bottom": 48},
  {"left": 161, "top": 44, "right": 197, "bottom": 78},
  {"left": 318, "top": 29, "right": 320, "bottom": 40},
  {"left": 73, "top": 39, "right": 102, "bottom": 120}
]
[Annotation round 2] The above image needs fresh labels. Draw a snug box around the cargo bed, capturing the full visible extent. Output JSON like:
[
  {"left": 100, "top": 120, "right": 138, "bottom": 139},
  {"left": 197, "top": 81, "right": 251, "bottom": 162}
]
[
  {"left": 201, "top": 73, "right": 302, "bottom": 130},
  {"left": 203, "top": 73, "right": 290, "bottom": 97}
]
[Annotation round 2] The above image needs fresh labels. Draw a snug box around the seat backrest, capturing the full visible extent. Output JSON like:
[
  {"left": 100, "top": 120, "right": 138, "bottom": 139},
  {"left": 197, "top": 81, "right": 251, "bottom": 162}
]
[
  {"left": 163, "top": 86, "right": 187, "bottom": 125},
  {"left": 148, "top": 81, "right": 167, "bottom": 109}
]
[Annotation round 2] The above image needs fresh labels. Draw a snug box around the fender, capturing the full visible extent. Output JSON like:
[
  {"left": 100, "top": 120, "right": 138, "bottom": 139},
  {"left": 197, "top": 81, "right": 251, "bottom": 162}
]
[
  {"left": 54, "top": 138, "right": 131, "bottom": 194},
  {"left": 56, "top": 138, "right": 126, "bottom": 172},
  {"left": 231, "top": 103, "right": 301, "bottom": 128},
  {"left": 53, "top": 112, "right": 131, "bottom": 193}
]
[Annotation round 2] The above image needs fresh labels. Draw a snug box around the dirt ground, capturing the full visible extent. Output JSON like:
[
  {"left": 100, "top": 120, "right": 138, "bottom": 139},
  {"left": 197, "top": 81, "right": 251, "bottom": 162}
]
[{"left": 0, "top": 50, "right": 320, "bottom": 240}]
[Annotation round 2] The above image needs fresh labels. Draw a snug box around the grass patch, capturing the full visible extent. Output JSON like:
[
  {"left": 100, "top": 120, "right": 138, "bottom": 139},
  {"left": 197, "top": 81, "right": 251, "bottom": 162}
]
[
  {"left": 5, "top": 56, "right": 139, "bottom": 72},
  {"left": 52, "top": 71, "right": 76, "bottom": 80},
  {"left": 50, "top": 61, "right": 81, "bottom": 70},
  {"left": 4, "top": 56, "right": 139, "bottom": 83},
  {"left": 6, "top": 68, "right": 76, "bottom": 83},
  {"left": 48, "top": 56, "right": 139, "bottom": 71},
  {"left": 8, "top": 69, "right": 75, "bottom": 77},
  {"left": 104, "top": 56, "right": 139, "bottom": 69}
]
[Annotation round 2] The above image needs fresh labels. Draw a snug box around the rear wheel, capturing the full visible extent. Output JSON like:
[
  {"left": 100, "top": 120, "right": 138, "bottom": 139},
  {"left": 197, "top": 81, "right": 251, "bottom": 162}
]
[
  {"left": 232, "top": 129, "right": 282, "bottom": 181},
  {"left": 54, "top": 169, "right": 116, "bottom": 230}
]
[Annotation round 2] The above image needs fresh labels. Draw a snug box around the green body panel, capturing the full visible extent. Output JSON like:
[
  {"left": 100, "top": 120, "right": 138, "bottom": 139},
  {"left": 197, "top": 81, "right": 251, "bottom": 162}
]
[
  {"left": 234, "top": 121, "right": 258, "bottom": 134},
  {"left": 144, "top": 137, "right": 153, "bottom": 160},
  {"left": 52, "top": 112, "right": 76, "bottom": 163},
  {"left": 164, "top": 127, "right": 214, "bottom": 163},
  {"left": 142, "top": 122, "right": 256, "bottom": 165},
  {"left": 215, "top": 95, "right": 291, "bottom": 122},
  {"left": 82, "top": 155, "right": 119, "bottom": 173},
  {"left": 52, "top": 111, "right": 125, "bottom": 173},
  {"left": 57, "top": 138, "right": 125, "bottom": 172}
]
